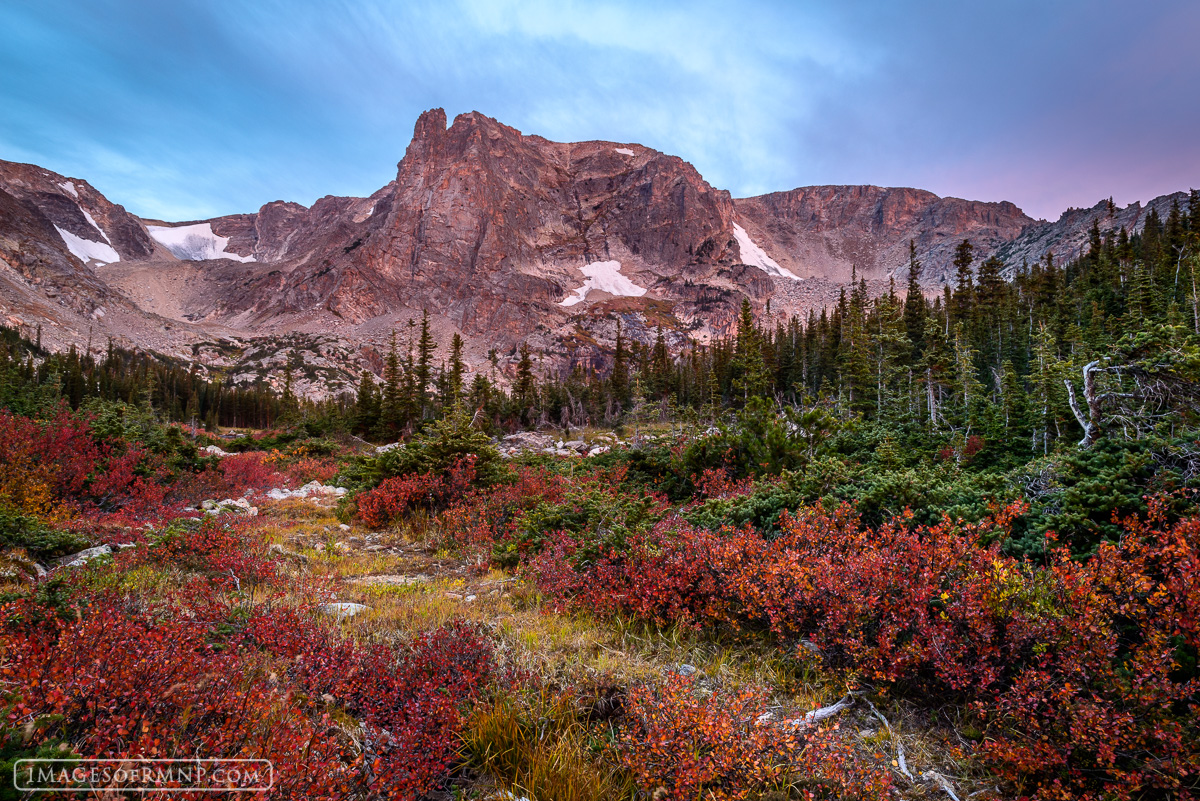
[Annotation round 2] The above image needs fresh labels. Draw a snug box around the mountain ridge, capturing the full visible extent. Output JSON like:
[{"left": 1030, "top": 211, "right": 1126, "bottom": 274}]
[{"left": 1, "top": 108, "right": 1190, "bottom": 396}]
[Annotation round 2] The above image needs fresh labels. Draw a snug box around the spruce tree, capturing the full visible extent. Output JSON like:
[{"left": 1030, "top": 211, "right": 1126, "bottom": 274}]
[
  {"left": 415, "top": 310, "right": 437, "bottom": 421},
  {"left": 377, "top": 331, "right": 403, "bottom": 439},
  {"left": 904, "top": 240, "right": 927, "bottom": 360}
]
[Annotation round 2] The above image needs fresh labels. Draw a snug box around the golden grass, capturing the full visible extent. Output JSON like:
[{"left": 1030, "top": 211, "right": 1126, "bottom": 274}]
[{"left": 463, "top": 691, "right": 635, "bottom": 801}]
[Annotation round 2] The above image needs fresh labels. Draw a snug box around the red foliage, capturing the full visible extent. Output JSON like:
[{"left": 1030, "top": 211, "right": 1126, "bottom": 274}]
[
  {"left": 0, "top": 408, "right": 176, "bottom": 523},
  {"left": 528, "top": 499, "right": 1200, "bottom": 800},
  {"left": 436, "top": 466, "right": 569, "bottom": 549},
  {"left": 694, "top": 467, "right": 759, "bottom": 501},
  {"left": 356, "top": 455, "right": 484, "bottom": 529},
  {"left": 3, "top": 512, "right": 495, "bottom": 800},
  {"left": 616, "top": 675, "right": 890, "bottom": 800},
  {"left": 218, "top": 452, "right": 290, "bottom": 495},
  {"left": 285, "top": 456, "right": 340, "bottom": 485}
]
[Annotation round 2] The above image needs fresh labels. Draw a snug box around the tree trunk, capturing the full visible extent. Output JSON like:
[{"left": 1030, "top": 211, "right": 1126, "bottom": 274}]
[{"left": 1064, "top": 360, "right": 1102, "bottom": 448}]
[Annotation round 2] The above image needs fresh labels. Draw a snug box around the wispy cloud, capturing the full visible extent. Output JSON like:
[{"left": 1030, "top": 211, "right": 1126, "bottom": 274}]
[{"left": 0, "top": 0, "right": 1195, "bottom": 221}]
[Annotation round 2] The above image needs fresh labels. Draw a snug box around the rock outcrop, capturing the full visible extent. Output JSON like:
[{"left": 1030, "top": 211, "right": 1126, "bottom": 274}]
[
  {"left": 0, "top": 110, "right": 1191, "bottom": 394},
  {"left": 734, "top": 185, "right": 1034, "bottom": 285}
]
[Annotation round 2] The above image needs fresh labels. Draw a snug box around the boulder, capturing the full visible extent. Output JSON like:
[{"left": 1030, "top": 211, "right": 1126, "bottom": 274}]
[{"left": 61, "top": 545, "right": 113, "bottom": 568}]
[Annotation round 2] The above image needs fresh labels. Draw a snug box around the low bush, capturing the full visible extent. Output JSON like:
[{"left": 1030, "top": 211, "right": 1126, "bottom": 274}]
[
  {"left": 615, "top": 675, "right": 890, "bottom": 801},
  {"left": 528, "top": 498, "right": 1200, "bottom": 800}
]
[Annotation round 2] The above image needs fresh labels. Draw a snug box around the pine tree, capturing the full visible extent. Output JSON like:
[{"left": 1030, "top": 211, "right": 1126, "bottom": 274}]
[
  {"left": 377, "top": 331, "right": 403, "bottom": 439},
  {"left": 415, "top": 309, "right": 437, "bottom": 421},
  {"left": 611, "top": 320, "right": 630, "bottom": 410},
  {"left": 729, "top": 299, "right": 770, "bottom": 403},
  {"left": 447, "top": 333, "right": 465, "bottom": 406},
  {"left": 353, "top": 371, "right": 380, "bottom": 437},
  {"left": 952, "top": 239, "right": 975, "bottom": 323},
  {"left": 514, "top": 343, "right": 537, "bottom": 426},
  {"left": 904, "top": 240, "right": 927, "bottom": 360}
]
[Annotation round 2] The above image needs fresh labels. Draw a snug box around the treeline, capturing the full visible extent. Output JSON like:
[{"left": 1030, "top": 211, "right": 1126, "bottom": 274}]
[
  {"left": 0, "top": 328, "right": 325, "bottom": 430},
  {"left": 373, "top": 191, "right": 1196, "bottom": 461}
]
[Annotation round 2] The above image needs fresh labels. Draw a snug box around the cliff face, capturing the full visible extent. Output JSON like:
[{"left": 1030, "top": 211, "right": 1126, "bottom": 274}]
[
  {"left": 217, "top": 108, "right": 746, "bottom": 341},
  {"left": 734, "top": 185, "right": 1035, "bottom": 285},
  {"left": 0, "top": 109, "right": 1192, "bottom": 394},
  {"left": 994, "top": 193, "right": 1189, "bottom": 274}
]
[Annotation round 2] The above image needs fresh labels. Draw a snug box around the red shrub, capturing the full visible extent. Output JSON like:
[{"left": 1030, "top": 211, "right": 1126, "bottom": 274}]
[
  {"left": 694, "top": 467, "right": 759, "bottom": 501},
  {"left": 285, "top": 456, "right": 340, "bottom": 485},
  {"left": 616, "top": 675, "right": 890, "bottom": 801},
  {"left": 3, "top": 579, "right": 495, "bottom": 799},
  {"left": 528, "top": 498, "right": 1200, "bottom": 800},
  {"left": 356, "top": 456, "right": 486, "bottom": 529},
  {"left": 357, "top": 473, "right": 445, "bottom": 528},
  {"left": 219, "top": 452, "right": 290, "bottom": 495},
  {"left": 434, "top": 464, "right": 568, "bottom": 550}
]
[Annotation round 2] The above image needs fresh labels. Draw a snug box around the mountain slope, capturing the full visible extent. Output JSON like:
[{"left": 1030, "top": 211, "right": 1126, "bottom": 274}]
[{"left": 0, "top": 109, "right": 1191, "bottom": 394}]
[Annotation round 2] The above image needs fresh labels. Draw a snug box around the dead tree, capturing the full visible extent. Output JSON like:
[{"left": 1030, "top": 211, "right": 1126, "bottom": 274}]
[{"left": 1065, "top": 355, "right": 1200, "bottom": 449}]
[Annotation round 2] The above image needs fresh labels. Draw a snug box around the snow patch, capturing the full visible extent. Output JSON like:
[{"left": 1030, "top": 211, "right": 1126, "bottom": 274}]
[
  {"left": 55, "top": 226, "right": 120, "bottom": 265},
  {"left": 614, "top": 147, "right": 635, "bottom": 156},
  {"left": 559, "top": 260, "right": 647, "bottom": 307},
  {"left": 146, "top": 223, "right": 255, "bottom": 262},
  {"left": 80, "top": 209, "right": 112, "bottom": 244},
  {"left": 58, "top": 181, "right": 78, "bottom": 198},
  {"left": 732, "top": 223, "right": 800, "bottom": 281}
]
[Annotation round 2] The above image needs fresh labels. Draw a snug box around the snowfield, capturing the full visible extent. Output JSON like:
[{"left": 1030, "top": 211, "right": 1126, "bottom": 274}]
[
  {"left": 147, "top": 223, "right": 256, "bottom": 262},
  {"left": 559, "top": 260, "right": 647, "bottom": 307},
  {"left": 614, "top": 147, "right": 635, "bottom": 156},
  {"left": 733, "top": 222, "right": 801, "bottom": 280},
  {"left": 80, "top": 209, "right": 112, "bottom": 243},
  {"left": 58, "top": 181, "right": 78, "bottom": 198},
  {"left": 55, "top": 226, "right": 120, "bottom": 265}
]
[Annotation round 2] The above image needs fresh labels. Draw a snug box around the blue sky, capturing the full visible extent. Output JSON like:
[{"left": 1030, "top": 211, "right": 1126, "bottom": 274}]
[{"left": 2, "top": 0, "right": 1196, "bottom": 222}]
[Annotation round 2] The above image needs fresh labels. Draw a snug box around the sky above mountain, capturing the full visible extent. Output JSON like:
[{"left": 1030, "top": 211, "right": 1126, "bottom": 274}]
[{"left": 2, "top": 0, "right": 1196, "bottom": 222}]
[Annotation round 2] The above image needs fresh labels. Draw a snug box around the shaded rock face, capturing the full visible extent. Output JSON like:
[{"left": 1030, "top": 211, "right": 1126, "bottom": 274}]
[
  {"left": 0, "top": 161, "right": 155, "bottom": 262},
  {"left": 735, "top": 185, "right": 1035, "bottom": 286},
  {"left": 228, "top": 109, "right": 743, "bottom": 340},
  {"left": 994, "top": 193, "right": 1189, "bottom": 274},
  {"left": 2, "top": 111, "right": 1194, "bottom": 396}
]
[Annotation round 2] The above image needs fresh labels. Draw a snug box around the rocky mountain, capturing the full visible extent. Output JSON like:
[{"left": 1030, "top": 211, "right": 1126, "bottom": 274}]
[
  {"left": 0, "top": 109, "right": 1190, "bottom": 395},
  {"left": 735, "top": 185, "right": 1034, "bottom": 285}
]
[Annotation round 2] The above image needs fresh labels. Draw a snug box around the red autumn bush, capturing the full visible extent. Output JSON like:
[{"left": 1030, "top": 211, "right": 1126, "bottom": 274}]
[
  {"left": 0, "top": 408, "right": 177, "bottom": 524},
  {"left": 357, "top": 472, "right": 446, "bottom": 527},
  {"left": 3, "top": 572, "right": 495, "bottom": 799},
  {"left": 528, "top": 498, "right": 1200, "bottom": 800},
  {"left": 218, "top": 451, "right": 290, "bottom": 495},
  {"left": 355, "top": 455, "right": 484, "bottom": 529},
  {"left": 285, "top": 455, "right": 340, "bottom": 484},
  {"left": 693, "top": 467, "right": 761, "bottom": 501},
  {"left": 615, "top": 675, "right": 890, "bottom": 801}
]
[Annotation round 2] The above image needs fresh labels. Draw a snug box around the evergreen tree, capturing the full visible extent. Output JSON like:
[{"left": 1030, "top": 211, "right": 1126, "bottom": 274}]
[
  {"left": 904, "top": 240, "right": 927, "bottom": 360},
  {"left": 415, "top": 310, "right": 437, "bottom": 421}
]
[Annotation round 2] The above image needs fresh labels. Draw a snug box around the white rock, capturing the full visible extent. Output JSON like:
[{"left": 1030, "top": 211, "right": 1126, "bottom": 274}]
[
  {"left": 375, "top": 442, "right": 403, "bottom": 453},
  {"left": 62, "top": 545, "right": 113, "bottom": 568},
  {"left": 319, "top": 602, "right": 369, "bottom": 619},
  {"left": 202, "top": 445, "right": 230, "bottom": 457}
]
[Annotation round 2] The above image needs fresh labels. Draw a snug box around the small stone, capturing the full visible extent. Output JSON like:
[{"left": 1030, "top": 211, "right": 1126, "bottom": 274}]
[
  {"left": 676, "top": 664, "right": 697, "bottom": 676},
  {"left": 319, "top": 602, "right": 369, "bottom": 619}
]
